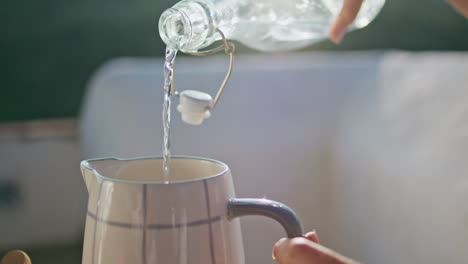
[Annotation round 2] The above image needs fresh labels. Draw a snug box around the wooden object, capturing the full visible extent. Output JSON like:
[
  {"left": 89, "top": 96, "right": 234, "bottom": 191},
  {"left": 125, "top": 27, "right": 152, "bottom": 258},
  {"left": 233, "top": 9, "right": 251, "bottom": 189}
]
[{"left": 1, "top": 250, "right": 31, "bottom": 264}]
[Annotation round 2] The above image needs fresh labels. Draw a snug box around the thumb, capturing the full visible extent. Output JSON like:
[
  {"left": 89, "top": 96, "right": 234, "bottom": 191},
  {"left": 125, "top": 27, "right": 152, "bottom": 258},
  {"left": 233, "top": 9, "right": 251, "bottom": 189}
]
[
  {"left": 304, "top": 230, "right": 320, "bottom": 244},
  {"left": 273, "top": 236, "right": 361, "bottom": 264},
  {"left": 329, "top": 0, "right": 364, "bottom": 43},
  {"left": 273, "top": 237, "right": 334, "bottom": 264}
]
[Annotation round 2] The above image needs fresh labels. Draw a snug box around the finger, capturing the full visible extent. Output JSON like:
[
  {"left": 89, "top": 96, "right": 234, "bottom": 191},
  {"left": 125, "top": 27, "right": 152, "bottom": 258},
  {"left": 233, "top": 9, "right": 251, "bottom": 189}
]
[
  {"left": 273, "top": 237, "right": 323, "bottom": 264},
  {"left": 304, "top": 231, "right": 320, "bottom": 244},
  {"left": 447, "top": 0, "right": 468, "bottom": 17},
  {"left": 273, "top": 230, "right": 319, "bottom": 261},
  {"left": 273, "top": 237, "right": 361, "bottom": 264},
  {"left": 329, "top": 0, "right": 364, "bottom": 44}
]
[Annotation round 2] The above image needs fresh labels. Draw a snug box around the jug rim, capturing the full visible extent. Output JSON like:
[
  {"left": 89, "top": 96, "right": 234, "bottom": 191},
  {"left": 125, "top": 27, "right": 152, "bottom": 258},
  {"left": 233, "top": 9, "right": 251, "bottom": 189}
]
[{"left": 81, "top": 156, "right": 230, "bottom": 185}]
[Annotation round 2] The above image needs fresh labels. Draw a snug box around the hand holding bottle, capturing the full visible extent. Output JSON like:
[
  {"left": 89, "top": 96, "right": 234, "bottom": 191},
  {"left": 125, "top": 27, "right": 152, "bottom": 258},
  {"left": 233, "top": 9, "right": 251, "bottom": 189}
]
[{"left": 329, "top": 0, "right": 468, "bottom": 44}]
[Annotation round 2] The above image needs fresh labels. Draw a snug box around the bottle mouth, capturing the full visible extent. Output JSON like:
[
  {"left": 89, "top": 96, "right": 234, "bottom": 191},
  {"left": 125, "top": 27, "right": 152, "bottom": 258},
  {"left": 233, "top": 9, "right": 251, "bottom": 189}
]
[{"left": 159, "top": 8, "right": 192, "bottom": 50}]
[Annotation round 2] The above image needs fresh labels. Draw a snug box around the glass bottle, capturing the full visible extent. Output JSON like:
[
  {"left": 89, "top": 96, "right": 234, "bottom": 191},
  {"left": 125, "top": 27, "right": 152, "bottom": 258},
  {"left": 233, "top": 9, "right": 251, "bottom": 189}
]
[{"left": 159, "top": 0, "right": 385, "bottom": 52}]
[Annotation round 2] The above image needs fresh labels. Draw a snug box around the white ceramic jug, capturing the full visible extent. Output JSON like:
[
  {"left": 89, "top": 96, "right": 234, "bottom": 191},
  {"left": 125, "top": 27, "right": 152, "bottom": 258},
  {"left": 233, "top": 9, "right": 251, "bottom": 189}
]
[{"left": 81, "top": 156, "right": 303, "bottom": 264}]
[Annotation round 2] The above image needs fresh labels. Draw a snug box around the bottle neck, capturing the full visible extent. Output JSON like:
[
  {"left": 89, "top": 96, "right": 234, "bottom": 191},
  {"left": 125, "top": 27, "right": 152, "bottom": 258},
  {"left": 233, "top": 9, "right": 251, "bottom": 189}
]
[{"left": 159, "top": 1, "right": 217, "bottom": 52}]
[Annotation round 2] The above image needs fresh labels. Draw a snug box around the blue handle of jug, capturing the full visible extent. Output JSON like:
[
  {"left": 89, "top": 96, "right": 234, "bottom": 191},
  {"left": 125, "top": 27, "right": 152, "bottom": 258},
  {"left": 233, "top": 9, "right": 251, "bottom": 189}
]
[{"left": 227, "top": 198, "right": 303, "bottom": 238}]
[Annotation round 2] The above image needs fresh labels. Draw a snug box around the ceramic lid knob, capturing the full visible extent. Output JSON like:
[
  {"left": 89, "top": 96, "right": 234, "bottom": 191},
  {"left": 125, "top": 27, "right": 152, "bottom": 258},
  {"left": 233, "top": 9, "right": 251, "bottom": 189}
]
[{"left": 177, "top": 90, "right": 213, "bottom": 125}]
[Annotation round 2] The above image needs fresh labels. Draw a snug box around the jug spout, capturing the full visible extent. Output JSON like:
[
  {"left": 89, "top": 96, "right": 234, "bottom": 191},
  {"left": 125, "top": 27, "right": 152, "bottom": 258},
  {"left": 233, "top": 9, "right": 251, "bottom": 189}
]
[
  {"left": 80, "top": 157, "right": 159, "bottom": 192},
  {"left": 80, "top": 160, "right": 98, "bottom": 193},
  {"left": 80, "top": 158, "right": 125, "bottom": 193}
]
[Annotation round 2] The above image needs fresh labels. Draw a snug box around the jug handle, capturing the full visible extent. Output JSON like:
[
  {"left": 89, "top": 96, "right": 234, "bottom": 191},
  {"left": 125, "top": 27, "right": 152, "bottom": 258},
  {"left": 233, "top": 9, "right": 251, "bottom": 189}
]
[{"left": 228, "top": 198, "right": 303, "bottom": 238}]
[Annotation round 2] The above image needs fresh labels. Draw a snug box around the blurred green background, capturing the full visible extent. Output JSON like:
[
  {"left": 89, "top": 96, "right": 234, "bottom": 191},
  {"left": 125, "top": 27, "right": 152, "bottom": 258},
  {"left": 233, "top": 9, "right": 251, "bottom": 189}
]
[{"left": 0, "top": 0, "right": 467, "bottom": 122}]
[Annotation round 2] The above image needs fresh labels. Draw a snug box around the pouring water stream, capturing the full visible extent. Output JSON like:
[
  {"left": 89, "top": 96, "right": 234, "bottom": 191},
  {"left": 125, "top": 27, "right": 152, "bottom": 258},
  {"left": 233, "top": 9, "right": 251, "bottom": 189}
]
[{"left": 162, "top": 47, "right": 177, "bottom": 181}]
